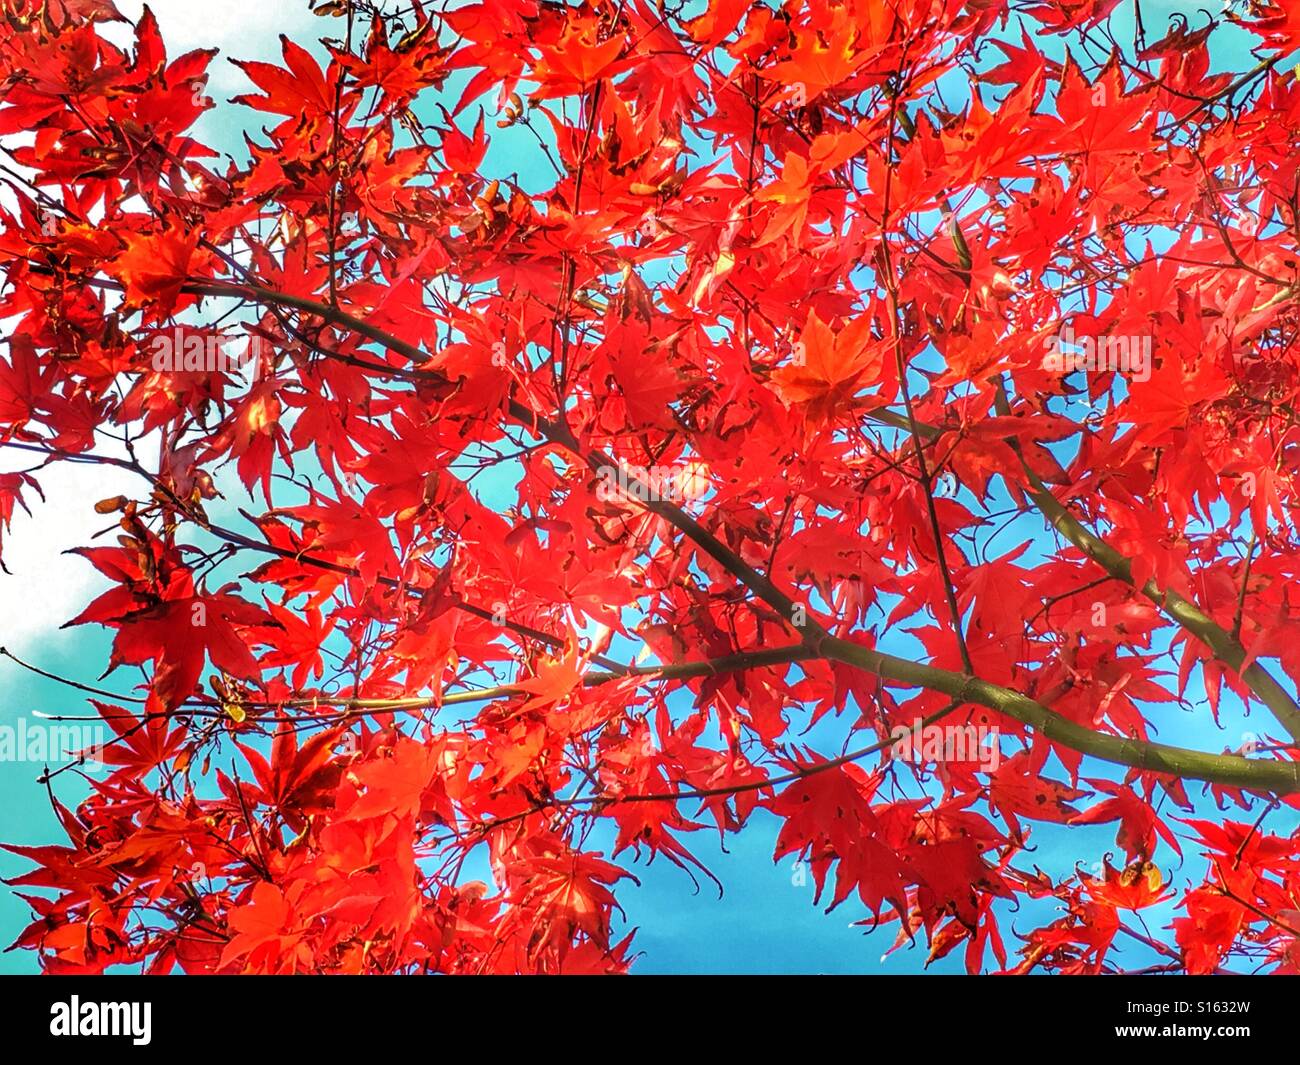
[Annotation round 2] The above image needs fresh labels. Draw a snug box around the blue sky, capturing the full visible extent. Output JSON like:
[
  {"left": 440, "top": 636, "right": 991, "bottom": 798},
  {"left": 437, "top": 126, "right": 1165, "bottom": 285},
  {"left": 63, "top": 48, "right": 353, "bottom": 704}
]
[{"left": 2, "top": 0, "right": 1297, "bottom": 975}]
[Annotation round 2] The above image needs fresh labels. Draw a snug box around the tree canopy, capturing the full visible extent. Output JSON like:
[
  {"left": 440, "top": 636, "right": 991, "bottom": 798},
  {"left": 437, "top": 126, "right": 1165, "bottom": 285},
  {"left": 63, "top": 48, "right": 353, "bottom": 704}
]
[{"left": 3, "top": 0, "right": 1300, "bottom": 975}]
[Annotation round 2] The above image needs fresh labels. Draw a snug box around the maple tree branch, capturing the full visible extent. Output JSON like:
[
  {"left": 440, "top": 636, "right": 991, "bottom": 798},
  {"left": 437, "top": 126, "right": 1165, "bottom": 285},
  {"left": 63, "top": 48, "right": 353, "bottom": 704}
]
[
  {"left": 869, "top": 389, "right": 1300, "bottom": 745},
  {"left": 38, "top": 271, "right": 1288, "bottom": 797},
  {"left": 55, "top": 270, "right": 815, "bottom": 640},
  {"left": 194, "top": 510, "right": 633, "bottom": 674},
  {"left": 990, "top": 382, "right": 1300, "bottom": 743},
  {"left": 1112, "top": 923, "right": 1240, "bottom": 975},
  {"left": 867, "top": 407, "right": 941, "bottom": 439},
  {"left": 517, "top": 405, "right": 814, "bottom": 634},
  {"left": 0, "top": 435, "right": 634, "bottom": 673},
  {"left": 1232, "top": 534, "right": 1258, "bottom": 642},
  {"left": 156, "top": 277, "right": 1300, "bottom": 794},
  {"left": 0, "top": 644, "right": 146, "bottom": 703},
  {"left": 274, "top": 643, "right": 817, "bottom": 711},
  {"left": 1155, "top": 54, "right": 1283, "bottom": 136},
  {"left": 139, "top": 274, "right": 823, "bottom": 644},
  {"left": 877, "top": 86, "right": 974, "bottom": 674},
  {"left": 818, "top": 635, "right": 1300, "bottom": 794},
  {"left": 882, "top": 324, "right": 974, "bottom": 675},
  {"left": 31, "top": 274, "right": 827, "bottom": 676},
  {"left": 1212, "top": 877, "right": 1300, "bottom": 940},
  {"left": 447, "top": 699, "right": 966, "bottom": 843},
  {"left": 20, "top": 647, "right": 819, "bottom": 722}
]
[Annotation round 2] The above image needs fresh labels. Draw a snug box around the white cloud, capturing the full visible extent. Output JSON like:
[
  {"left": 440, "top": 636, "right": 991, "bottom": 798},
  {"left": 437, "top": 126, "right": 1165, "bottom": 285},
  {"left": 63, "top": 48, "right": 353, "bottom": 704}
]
[
  {"left": 0, "top": 447, "right": 143, "bottom": 657},
  {"left": 113, "top": 1, "right": 316, "bottom": 53},
  {"left": 106, "top": 1, "right": 325, "bottom": 93}
]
